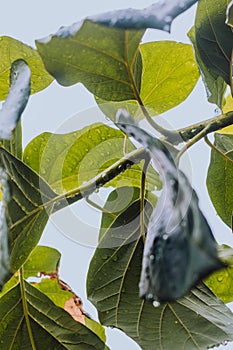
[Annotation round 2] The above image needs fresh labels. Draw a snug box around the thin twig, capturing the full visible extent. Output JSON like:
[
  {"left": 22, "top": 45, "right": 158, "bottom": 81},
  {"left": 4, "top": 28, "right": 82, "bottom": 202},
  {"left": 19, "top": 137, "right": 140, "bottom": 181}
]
[{"left": 176, "top": 124, "right": 210, "bottom": 162}]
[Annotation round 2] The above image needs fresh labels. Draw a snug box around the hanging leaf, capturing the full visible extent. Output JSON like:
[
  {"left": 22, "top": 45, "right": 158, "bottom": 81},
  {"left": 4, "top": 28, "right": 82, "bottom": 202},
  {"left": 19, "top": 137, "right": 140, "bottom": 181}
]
[
  {"left": 195, "top": 0, "right": 233, "bottom": 86},
  {"left": 0, "top": 59, "right": 30, "bottom": 139},
  {"left": 36, "top": 20, "right": 144, "bottom": 101},
  {"left": 89, "top": 0, "right": 198, "bottom": 31},
  {"left": 0, "top": 36, "right": 53, "bottom": 101},
  {"left": 188, "top": 27, "right": 226, "bottom": 108},
  {"left": 0, "top": 282, "right": 108, "bottom": 350},
  {"left": 23, "top": 123, "right": 161, "bottom": 193},
  {"left": 206, "top": 132, "right": 233, "bottom": 227},
  {"left": 87, "top": 188, "right": 233, "bottom": 350}
]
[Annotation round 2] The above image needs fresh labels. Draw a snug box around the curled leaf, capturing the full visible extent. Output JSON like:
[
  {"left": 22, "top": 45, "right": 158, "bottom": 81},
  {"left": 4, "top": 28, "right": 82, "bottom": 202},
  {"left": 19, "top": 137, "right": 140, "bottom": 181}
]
[
  {"left": 116, "top": 109, "right": 225, "bottom": 302},
  {"left": 0, "top": 59, "right": 30, "bottom": 139},
  {"left": 90, "top": 0, "right": 198, "bottom": 32}
]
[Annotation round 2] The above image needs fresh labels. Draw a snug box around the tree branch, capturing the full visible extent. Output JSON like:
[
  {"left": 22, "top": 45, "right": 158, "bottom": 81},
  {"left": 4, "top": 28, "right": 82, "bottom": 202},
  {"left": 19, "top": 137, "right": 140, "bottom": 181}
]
[{"left": 164, "top": 111, "right": 233, "bottom": 145}]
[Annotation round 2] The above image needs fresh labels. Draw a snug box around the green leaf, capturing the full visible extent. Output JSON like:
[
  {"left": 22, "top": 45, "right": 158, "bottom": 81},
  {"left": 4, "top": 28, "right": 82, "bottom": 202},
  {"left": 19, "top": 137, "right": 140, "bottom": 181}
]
[
  {"left": 87, "top": 187, "right": 233, "bottom": 350},
  {"left": 0, "top": 282, "right": 107, "bottom": 349},
  {"left": 24, "top": 245, "right": 61, "bottom": 279},
  {"left": 85, "top": 317, "right": 107, "bottom": 344},
  {"left": 206, "top": 132, "right": 233, "bottom": 227},
  {"left": 0, "top": 36, "right": 53, "bottom": 101},
  {"left": 195, "top": 0, "right": 233, "bottom": 86},
  {"left": 205, "top": 245, "right": 233, "bottom": 303},
  {"left": 96, "top": 41, "right": 199, "bottom": 118},
  {"left": 32, "top": 279, "right": 72, "bottom": 308},
  {"left": 36, "top": 20, "right": 144, "bottom": 101},
  {"left": 23, "top": 123, "right": 161, "bottom": 193},
  {"left": 95, "top": 98, "right": 142, "bottom": 122},
  {"left": 188, "top": 27, "right": 226, "bottom": 108},
  {"left": 139, "top": 41, "right": 199, "bottom": 113},
  {"left": 0, "top": 147, "right": 59, "bottom": 272}
]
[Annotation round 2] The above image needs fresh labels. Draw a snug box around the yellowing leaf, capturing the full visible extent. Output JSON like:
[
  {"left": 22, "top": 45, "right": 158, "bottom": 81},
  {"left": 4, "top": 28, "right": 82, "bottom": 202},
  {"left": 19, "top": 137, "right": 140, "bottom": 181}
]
[{"left": 140, "top": 41, "right": 199, "bottom": 113}]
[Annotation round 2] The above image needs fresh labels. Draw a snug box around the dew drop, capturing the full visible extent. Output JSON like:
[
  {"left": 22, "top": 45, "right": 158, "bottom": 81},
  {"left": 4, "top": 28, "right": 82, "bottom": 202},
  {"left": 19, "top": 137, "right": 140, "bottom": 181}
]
[
  {"left": 217, "top": 275, "right": 224, "bottom": 282},
  {"left": 150, "top": 254, "right": 155, "bottom": 261},
  {"left": 112, "top": 255, "right": 118, "bottom": 262},
  {"left": 101, "top": 254, "right": 108, "bottom": 260},
  {"left": 153, "top": 300, "right": 160, "bottom": 308}
]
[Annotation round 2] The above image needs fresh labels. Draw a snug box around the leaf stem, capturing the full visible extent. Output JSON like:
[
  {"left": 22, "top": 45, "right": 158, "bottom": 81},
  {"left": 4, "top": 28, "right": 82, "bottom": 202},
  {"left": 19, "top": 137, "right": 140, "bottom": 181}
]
[
  {"left": 176, "top": 124, "right": 210, "bottom": 162},
  {"left": 19, "top": 268, "right": 37, "bottom": 350},
  {"left": 204, "top": 135, "right": 233, "bottom": 164},
  {"left": 169, "top": 111, "right": 233, "bottom": 145}
]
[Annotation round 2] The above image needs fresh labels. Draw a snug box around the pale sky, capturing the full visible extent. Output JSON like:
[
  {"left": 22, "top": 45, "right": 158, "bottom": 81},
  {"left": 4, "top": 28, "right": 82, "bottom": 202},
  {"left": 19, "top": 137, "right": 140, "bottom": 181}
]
[{"left": 1, "top": 1, "right": 233, "bottom": 349}]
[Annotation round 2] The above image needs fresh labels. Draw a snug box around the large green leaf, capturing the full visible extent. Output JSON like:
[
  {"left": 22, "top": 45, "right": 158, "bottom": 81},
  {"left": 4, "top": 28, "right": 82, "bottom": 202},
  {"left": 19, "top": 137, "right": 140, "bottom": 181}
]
[
  {"left": 139, "top": 41, "right": 199, "bottom": 113},
  {"left": 206, "top": 132, "right": 233, "bottom": 227},
  {"left": 96, "top": 41, "right": 199, "bottom": 118},
  {"left": 23, "top": 123, "right": 161, "bottom": 193},
  {"left": 195, "top": 0, "right": 233, "bottom": 86},
  {"left": 36, "top": 20, "right": 143, "bottom": 101},
  {"left": 0, "top": 282, "right": 107, "bottom": 349},
  {"left": 188, "top": 27, "right": 226, "bottom": 108},
  {"left": 0, "top": 36, "right": 53, "bottom": 101},
  {"left": 87, "top": 187, "right": 233, "bottom": 350},
  {"left": 0, "top": 148, "right": 59, "bottom": 272}
]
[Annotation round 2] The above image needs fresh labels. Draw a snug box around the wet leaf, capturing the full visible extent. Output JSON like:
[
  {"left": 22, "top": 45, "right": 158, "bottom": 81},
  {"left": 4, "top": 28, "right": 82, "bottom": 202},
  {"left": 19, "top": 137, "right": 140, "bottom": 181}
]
[
  {"left": 23, "top": 123, "right": 161, "bottom": 193},
  {"left": 0, "top": 36, "right": 53, "bottom": 101},
  {"left": 36, "top": 20, "right": 143, "bottom": 101},
  {"left": 0, "top": 59, "right": 30, "bottom": 139},
  {"left": 188, "top": 27, "right": 226, "bottom": 108},
  {"left": 87, "top": 188, "right": 233, "bottom": 350},
  {"left": 89, "top": 0, "right": 198, "bottom": 32},
  {"left": 0, "top": 282, "right": 107, "bottom": 350},
  {"left": 206, "top": 132, "right": 233, "bottom": 227},
  {"left": 195, "top": 0, "right": 233, "bottom": 86}
]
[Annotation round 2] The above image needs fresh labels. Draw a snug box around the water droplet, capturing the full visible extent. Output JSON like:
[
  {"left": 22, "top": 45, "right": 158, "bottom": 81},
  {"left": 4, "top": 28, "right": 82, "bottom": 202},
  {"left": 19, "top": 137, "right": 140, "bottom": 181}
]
[
  {"left": 112, "top": 255, "right": 118, "bottom": 262},
  {"left": 153, "top": 300, "right": 160, "bottom": 308},
  {"left": 217, "top": 275, "right": 224, "bottom": 282},
  {"left": 101, "top": 254, "right": 108, "bottom": 260},
  {"left": 163, "top": 234, "right": 168, "bottom": 240},
  {"left": 147, "top": 293, "right": 154, "bottom": 300},
  {"left": 163, "top": 24, "right": 170, "bottom": 31},
  {"left": 150, "top": 254, "right": 155, "bottom": 261},
  {"left": 164, "top": 15, "right": 172, "bottom": 23}
]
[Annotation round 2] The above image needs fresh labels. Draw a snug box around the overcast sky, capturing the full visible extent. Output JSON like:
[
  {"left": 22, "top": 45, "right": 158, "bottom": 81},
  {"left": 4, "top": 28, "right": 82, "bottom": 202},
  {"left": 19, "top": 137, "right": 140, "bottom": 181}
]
[{"left": 1, "top": 1, "right": 233, "bottom": 349}]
